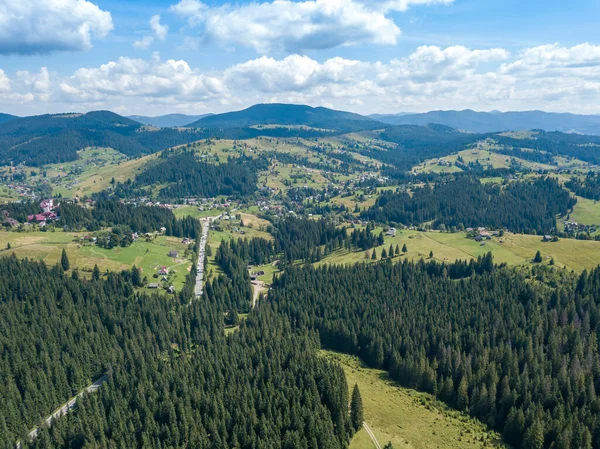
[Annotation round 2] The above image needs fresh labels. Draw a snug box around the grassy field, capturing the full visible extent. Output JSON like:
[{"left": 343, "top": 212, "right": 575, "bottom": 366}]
[
  {"left": 322, "top": 351, "right": 506, "bottom": 449},
  {"left": 22, "top": 148, "right": 157, "bottom": 198},
  {"left": 0, "top": 230, "right": 193, "bottom": 291},
  {"left": 566, "top": 196, "right": 600, "bottom": 226},
  {"left": 412, "top": 148, "right": 557, "bottom": 174},
  {"left": 318, "top": 229, "right": 600, "bottom": 272},
  {"left": 172, "top": 206, "right": 224, "bottom": 219}
]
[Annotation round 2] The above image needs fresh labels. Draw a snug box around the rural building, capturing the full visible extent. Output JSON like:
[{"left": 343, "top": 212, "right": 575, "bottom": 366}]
[
  {"left": 148, "top": 283, "right": 160, "bottom": 289},
  {"left": 168, "top": 250, "right": 179, "bottom": 258},
  {"left": 159, "top": 266, "right": 168, "bottom": 275}
]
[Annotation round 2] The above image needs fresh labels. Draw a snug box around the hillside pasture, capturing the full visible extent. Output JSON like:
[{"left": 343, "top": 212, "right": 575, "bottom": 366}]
[
  {"left": 0, "top": 230, "right": 193, "bottom": 291},
  {"left": 318, "top": 229, "right": 600, "bottom": 272},
  {"left": 324, "top": 351, "right": 507, "bottom": 449}
]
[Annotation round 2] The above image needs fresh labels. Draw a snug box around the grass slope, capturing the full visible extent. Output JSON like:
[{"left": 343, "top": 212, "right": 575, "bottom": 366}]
[
  {"left": 319, "top": 229, "right": 600, "bottom": 272},
  {"left": 322, "top": 351, "right": 506, "bottom": 449},
  {"left": 0, "top": 231, "right": 192, "bottom": 291}
]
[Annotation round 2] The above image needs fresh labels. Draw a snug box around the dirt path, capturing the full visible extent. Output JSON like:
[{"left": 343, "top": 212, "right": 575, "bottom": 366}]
[
  {"left": 16, "top": 375, "right": 109, "bottom": 448},
  {"left": 252, "top": 281, "right": 265, "bottom": 308},
  {"left": 363, "top": 422, "right": 382, "bottom": 449}
]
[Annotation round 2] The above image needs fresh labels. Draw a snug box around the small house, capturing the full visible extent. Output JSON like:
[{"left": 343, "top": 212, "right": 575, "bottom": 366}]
[
  {"left": 168, "top": 250, "right": 179, "bottom": 258},
  {"left": 159, "top": 266, "right": 169, "bottom": 275},
  {"left": 543, "top": 235, "right": 552, "bottom": 242},
  {"left": 167, "top": 286, "right": 175, "bottom": 294},
  {"left": 148, "top": 283, "right": 160, "bottom": 289}
]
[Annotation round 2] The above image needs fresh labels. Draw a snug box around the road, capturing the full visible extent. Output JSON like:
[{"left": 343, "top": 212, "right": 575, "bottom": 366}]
[
  {"left": 16, "top": 375, "right": 109, "bottom": 448},
  {"left": 363, "top": 422, "right": 382, "bottom": 449},
  {"left": 251, "top": 280, "right": 265, "bottom": 308},
  {"left": 195, "top": 216, "right": 219, "bottom": 298}
]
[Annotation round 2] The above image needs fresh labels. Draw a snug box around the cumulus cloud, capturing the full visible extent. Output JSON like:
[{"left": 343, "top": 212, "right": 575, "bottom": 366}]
[
  {"left": 59, "top": 53, "right": 224, "bottom": 103},
  {"left": 170, "top": 0, "right": 403, "bottom": 53},
  {"left": 2, "top": 43, "right": 600, "bottom": 115},
  {"left": 133, "top": 36, "right": 154, "bottom": 50},
  {"left": 169, "top": 0, "right": 455, "bottom": 54},
  {"left": 150, "top": 15, "right": 169, "bottom": 40},
  {"left": 0, "top": 0, "right": 113, "bottom": 55}
]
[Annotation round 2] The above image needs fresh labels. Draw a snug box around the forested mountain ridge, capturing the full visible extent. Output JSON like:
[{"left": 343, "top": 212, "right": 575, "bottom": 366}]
[
  {"left": 0, "top": 111, "right": 211, "bottom": 166},
  {"left": 372, "top": 109, "right": 600, "bottom": 135},
  {"left": 189, "top": 103, "right": 385, "bottom": 133},
  {"left": 0, "top": 113, "right": 18, "bottom": 125}
]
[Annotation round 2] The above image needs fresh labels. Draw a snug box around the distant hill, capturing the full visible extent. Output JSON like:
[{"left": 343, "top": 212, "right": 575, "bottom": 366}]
[
  {"left": 371, "top": 110, "right": 600, "bottom": 135},
  {"left": 128, "top": 113, "right": 213, "bottom": 128},
  {"left": 189, "top": 103, "right": 384, "bottom": 133},
  {"left": 0, "top": 111, "right": 211, "bottom": 166},
  {"left": 0, "top": 113, "right": 18, "bottom": 125}
]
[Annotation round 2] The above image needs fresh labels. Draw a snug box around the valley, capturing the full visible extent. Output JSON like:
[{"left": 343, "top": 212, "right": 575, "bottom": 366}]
[{"left": 3, "top": 103, "right": 600, "bottom": 449}]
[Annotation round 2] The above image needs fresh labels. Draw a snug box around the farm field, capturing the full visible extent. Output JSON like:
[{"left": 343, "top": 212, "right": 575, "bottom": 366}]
[
  {"left": 323, "top": 351, "right": 506, "bottom": 449},
  {"left": 23, "top": 148, "right": 157, "bottom": 198},
  {"left": 318, "top": 229, "right": 600, "bottom": 272},
  {"left": 565, "top": 195, "right": 600, "bottom": 227},
  {"left": 0, "top": 230, "right": 193, "bottom": 291},
  {"left": 412, "top": 147, "right": 557, "bottom": 174}
]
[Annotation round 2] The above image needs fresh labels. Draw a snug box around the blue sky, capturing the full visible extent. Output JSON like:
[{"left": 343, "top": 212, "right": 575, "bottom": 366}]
[{"left": 1, "top": 0, "right": 600, "bottom": 116}]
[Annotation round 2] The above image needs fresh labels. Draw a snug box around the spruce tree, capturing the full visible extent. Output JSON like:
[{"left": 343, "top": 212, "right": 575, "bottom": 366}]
[
  {"left": 381, "top": 248, "right": 387, "bottom": 259},
  {"left": 92, "top": 264, "right": 101, "bottom": 281},
  {"left": 523, "top": 419, "right": 544, "bottom": 449},
  {"left": 61, "top": 248, "right": 70, "bottom": 271},
  {"left": 402, "top": 244, "right": 407, "bottom": 253},
  {"left": 395, "top": 244, "right": 400, "bottom": 256},
  {"left": 371, "top": 249, "right": 377, "bottom": 260},
  {"left": 389, "top": 244, "right": 394, "bottom": 258},
  {"left": 533, "top": 251, "right": 543, "bottom": 263},
  {"left": 429, "top": 250, "right": 434, "bottom": 259},
  {"left": 350, "top": 384, "right": 364, "bottom": 431}
]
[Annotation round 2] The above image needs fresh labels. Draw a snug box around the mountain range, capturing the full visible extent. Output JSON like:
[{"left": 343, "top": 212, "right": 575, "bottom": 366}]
[
  {"left": 0, "top": 113, "right": 18, "bottom": 125},
  {"left": 128, "top": 113, "right": 213, "bottom": 128},
  {"left": 371, "top": 110, "right": 600, "bottom": 135},
  {"left": 188, "top": 103, "right": 384, "bottom": 133},
  {"left": 0, "top": 111, "right": 211, "bottom": 166}
]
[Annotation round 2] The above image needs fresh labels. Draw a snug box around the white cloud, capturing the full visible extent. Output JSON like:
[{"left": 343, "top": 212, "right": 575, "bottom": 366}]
[
  {"left": 2, "top": 43, "right": 600, "bottom": 115},
  {"left": 0, "top": 0, "right": 113, "bottom": 55},
  {"left": 133, "top": 36, "right": 154, "bottom": 50},
  {"left": 169, "top": 0, "right": 454, "bottom": 54},
  {"left": 59, "top": 53, "right": 224, "bottom": 102},
  {"left": 170, "top": 0, "right": 403, "bottom": 53},
  {"left": 150, "top": 15, "right": 169, "bottom": 40}
]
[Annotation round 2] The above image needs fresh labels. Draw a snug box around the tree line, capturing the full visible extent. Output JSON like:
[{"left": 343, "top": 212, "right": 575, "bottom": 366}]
[
  {"left": 268, "top": 257, "right": 600, "bottom": 449},
  {"left": 59, "top": 199, "right": 201, "bottom": 238},
  {"left": 0, "top": 249, "right": 355, "bottom": 448},
  {"left": 362, "top": 177, "right": 575, "bottom": 234}
]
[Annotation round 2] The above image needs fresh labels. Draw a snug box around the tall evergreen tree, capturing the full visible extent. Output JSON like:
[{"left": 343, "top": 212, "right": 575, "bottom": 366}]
[
  {"left": 60, "top": 248, "right": 70, "bottom": 271},
  {"left": 351, "top": 384, "right": 364, "bottom": 431}
]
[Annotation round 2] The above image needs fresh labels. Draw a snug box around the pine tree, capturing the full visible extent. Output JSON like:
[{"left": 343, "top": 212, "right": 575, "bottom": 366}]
[
  {"left": 429, "top": 250, "right": 434, "bottom": 259},
  {"left": 389, "top": 244, "right": 394, "bottom": 258},
  {"left": 395, "top": 244, "right": 400, "bottom": 256},
  {"left": 350, "top": 384, "right": 364, "bottom": 431},
  {"left": 402, "top": 244, "right": 407, "bottom": 253},
  {"left": 533, "top": 251, "right": 543, "bottom": 263},
  {"left": 371, "top": 249, "right": 377, "bottom": 260},
  {"left": 456, "top": 377, "right": 469, "bottom": 410},
  {"left": 92, "top": 264, "right": 101, "bottom": 281},
  {"left": 61, "top": 248, "right": 70, "bottom": 271},
  {"left": 523, "top": 419, "right": 544, "bottom": 449},
  {"left": 131, "top": 266, "right": 142, "bottom": 287},
  {"left": 381, "top": 248, "right": 387, "bottom": 259}
]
